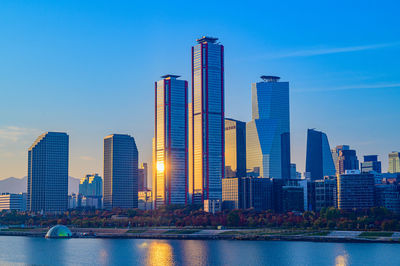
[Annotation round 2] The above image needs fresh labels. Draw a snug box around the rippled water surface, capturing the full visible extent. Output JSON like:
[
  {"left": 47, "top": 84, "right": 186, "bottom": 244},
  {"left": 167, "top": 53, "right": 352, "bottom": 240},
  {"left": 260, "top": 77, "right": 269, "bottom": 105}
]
[{"left": 1, "top": 236, "right": 400, "bottom": 265}]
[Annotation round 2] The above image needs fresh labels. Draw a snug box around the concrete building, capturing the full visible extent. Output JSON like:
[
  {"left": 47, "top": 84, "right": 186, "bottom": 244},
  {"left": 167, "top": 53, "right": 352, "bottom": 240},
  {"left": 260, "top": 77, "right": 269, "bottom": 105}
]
[
  {"left": 154, "top": 75, "right": 188, "bottom": 208},
  {"left": 103, "top": 134, "right": 138, "bottom": 210},
  {"left": 246, "top": 76, "right": 290, "bottom": 179},
  {"left": 305, "top": 129, "right": 336, "bottom": 180},
  {"left": 225, "top": 118, "right": 246, "bottom": 178},
  {"left": 337, "top": 170, "right": 374, "bottom": 210},
  {"left": 0, "top": 193, "right": 26, "bottom": 211},
  {"left": 191, "top": 36, "right": 225, "bottom": 204},
  {"left": 27, "top": 132, "right": 69, "bottom": 212},
  {"left": 361, "top": 155, "right": 382, "bottom": 174},
  {"left": 389, "top": 152, "right": 400, "bottom": 173}
]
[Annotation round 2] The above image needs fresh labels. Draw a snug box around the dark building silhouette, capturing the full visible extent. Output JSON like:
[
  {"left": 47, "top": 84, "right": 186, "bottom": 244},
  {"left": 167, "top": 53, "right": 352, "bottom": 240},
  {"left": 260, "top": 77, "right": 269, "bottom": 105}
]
[
  {"left": 337, "top": 149, "right": 359, "bottom": 175},
  {"left": 305, "top": 129, "right": 336, "bottom": 180},
  {"left": 337, "top": 171, "right": 374, "bottom": 210}
]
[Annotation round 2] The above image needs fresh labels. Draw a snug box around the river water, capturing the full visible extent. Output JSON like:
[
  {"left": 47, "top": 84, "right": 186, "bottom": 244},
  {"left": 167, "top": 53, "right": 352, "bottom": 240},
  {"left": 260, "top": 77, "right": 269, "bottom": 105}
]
[{"left": 0, "top": 236, "right": 399, "bottom": 265}]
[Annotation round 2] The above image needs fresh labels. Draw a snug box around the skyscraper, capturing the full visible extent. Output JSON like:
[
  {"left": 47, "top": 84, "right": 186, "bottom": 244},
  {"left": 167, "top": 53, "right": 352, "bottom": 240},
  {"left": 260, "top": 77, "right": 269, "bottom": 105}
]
[
  {"left": 361, "top": 155, "right": 382, "bottom": 173},
  {"left": 246, "top": 76, "right": 290, "bottom": 179},
  {"left": 27, "top": 132, "right": 69, "bottom": 212},
  {"left": 191, "top": 36, "right": 224, "bottom": 203},
  {"left": 331, "top": 145, "right": 349, "bottom": 174},
  {"left": 389, "top": 152, "right": 400, "bottom": 173},
  {"left": 79, "top": 174, "right": 102, "bottom": 197},
  {"left": 138, "top": 163, "right": 148, "bottom": 191},
  {"left": 103, "top": 134, "right": 138, "bottom": 210},
  {"left": 305, "top": 129, "right": 336, "bottom": 180},
  {"left": 154, "top": 75, "right": 188, "bottom": 208},
  {"left": 337, "top": 149, "right": 359, "bottom": 175},
  {"left": 225, "top": 118, "right": 246, "bottom": 178}
]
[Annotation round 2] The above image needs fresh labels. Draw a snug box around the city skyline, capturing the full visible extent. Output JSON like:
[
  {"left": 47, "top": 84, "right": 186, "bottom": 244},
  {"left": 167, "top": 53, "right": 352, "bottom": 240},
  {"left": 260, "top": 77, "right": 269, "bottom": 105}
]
[{"left": 1, "top": 1, "right": 400, "bottom": 180}]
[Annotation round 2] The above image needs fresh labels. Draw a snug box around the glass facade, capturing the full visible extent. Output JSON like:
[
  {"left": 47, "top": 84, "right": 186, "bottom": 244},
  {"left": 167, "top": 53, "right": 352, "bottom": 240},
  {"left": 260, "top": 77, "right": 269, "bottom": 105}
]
[
  {"left": 154, "top": 75, "right": 188, "bottom": 208},
  {"left": 305, "top": 129, "right": 336, "bottom": 180},
  {"left": 27, "top": 132, "right": 69, "bottom": 212},
  {"left": 191, "top": 37, "right": 224, "bottom": 203},
  {"left": 389, "top": 152, "right": 400, "bottom": 173},
  {"left": 103, "top": 134, "right": 138, "bottom": 210},
  {"left": 337, "top": 172, "right": 374, "bottom": 210},
  {"left": 225, "top": 118, "right": 246, "bottom": 178},
  {"left": 246, "top": 77, "right": 290, "bottom": 179}
]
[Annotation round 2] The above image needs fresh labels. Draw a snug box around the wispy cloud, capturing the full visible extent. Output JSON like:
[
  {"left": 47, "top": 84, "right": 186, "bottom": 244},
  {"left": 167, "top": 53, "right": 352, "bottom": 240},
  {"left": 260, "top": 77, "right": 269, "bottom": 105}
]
[
  {"left": 294, "top": 83, "right": 400, "bottom": 92},
  {"left": 0, "top": 126, "right": 39, "bottom": 142}
]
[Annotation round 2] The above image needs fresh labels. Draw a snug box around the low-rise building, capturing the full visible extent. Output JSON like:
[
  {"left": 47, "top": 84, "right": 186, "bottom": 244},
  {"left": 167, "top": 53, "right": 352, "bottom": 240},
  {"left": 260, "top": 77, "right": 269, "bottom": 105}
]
[
  {"left": 314, "top": 177, "right": 337, "bottom": 211},
  {"left": 0, "top": 193, "right": 26, "bottom": 211}
]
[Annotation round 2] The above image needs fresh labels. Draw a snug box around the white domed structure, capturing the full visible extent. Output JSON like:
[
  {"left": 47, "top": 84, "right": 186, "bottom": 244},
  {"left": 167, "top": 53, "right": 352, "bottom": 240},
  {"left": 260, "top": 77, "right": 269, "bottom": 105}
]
[{"left": 45, "top": 225, "right": 72, "bottom": 238}]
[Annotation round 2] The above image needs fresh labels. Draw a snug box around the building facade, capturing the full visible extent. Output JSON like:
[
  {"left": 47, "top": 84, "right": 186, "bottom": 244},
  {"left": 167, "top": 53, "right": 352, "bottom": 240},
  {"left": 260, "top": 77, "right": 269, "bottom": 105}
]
[
  {"left": 138, "top": 163, "right": 148, "bottom": 191},
  {"left": 103, "top": 134, "right": 138, "bottom": 210},
  {"left": 27, "top": 132, "right": 69, "bottom": 212},
  {"left": 337, "top": 170, "right": 374, "bottom": 210},
  {"left": 389, "top": 152, "right": 400, "bottom": 173},
  {"left": 375, "top": 184, "right": 400, "bottom": 214},
  {"left": 331, "top": 145, "right": 349, "bottom": 175},
  {"left": 154, "top": 75, "right": 188, "bottom": 208},
  {"left": 246, "top": 76, "right": 290, "bottom": 179},
  {"left": 0, "top": 193, "right": 26, "bottom": 211},
  {"left": 337, "top": 149, "right": 359, "bottom": 176},
  {"left": 314, "top": 177, "right": 337, "bottom": 211},
  {"left": 79, "top": 174, "right": 102, "bottom": 197},
  {"left": 305, "top": 129, "right": 336, "bottom": 180},
  {"left": 361, "top": 155, "right": 382, "bottom": 173},
  {"left": 191, "top": 36, "right": 224, "bottom": 204},
  {"left": 225, "top": 118, "right": 246, "bottom": 178}
]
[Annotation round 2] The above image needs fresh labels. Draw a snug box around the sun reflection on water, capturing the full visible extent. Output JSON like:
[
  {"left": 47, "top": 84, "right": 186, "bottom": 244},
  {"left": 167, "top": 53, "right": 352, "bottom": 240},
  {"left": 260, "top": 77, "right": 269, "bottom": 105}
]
[
  {"left": 146, "top": 241, "right": 174, "bottom": 266},
  {"left": 335, "top": 254, "right": 348, "bottom": 266}
]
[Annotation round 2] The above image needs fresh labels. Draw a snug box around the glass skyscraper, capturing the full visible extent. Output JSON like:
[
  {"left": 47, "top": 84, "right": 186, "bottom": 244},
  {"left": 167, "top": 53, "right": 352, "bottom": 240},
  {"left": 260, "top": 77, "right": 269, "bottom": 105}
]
[
  {"left": 103, "top": 134, "right": 138, "bottom": 210},
  {"left": 191, "top": 36, "right": 224, "bottom": 203},
  {"left": 225, "top": 118, "right": 246, "bottom": 178},
  {"left": 305, "top": 128, "right": 336, "bottom": 180},
  {"left": 27, "top": 132, "right": 69, "bottom": 212},
  {"left": 389, "top": 152, "right": 400, "bottom": 173},
  {"left": 246, "top": 76, "right": 290, "bottom": 179},
  {"left": 154, "top": 75, "right": 188, "bottom": 208}
]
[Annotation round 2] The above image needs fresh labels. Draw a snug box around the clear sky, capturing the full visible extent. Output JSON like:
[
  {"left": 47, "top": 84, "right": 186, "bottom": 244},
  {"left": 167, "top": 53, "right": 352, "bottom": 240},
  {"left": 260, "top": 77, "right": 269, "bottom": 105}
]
[{"left": 1, "top": 0, "right": 399, "bottom": 180}]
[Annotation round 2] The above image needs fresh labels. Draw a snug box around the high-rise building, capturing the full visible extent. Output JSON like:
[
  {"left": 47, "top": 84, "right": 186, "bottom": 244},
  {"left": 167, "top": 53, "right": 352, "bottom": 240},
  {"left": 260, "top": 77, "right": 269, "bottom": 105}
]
[
  {"left": 225, "top": 118, "right": 246, "bottom": 178},
  {"left": 375, "top": 184, "right": 400, "bottom": 214},
  {"left": 331, "top": 145, "right": 349, "bottom": 174},
  {"left": 361, "top": 155, "right": 382, "bottom": 173},
  {"left": 27, "top": 132, "right": 69, "bottom": 212},
  {"left": 337, "top": 170, "right": 374, "bottom": 210},
  {"left": 389, "top": 152, "right": 400, "bottom": 173},
  {"left": 138, "top": 163, "right": 148, "bottom": 191},
  {"left": 0, "top": 193, "right": 26, "bottom": 211},
  {"left": 246, "top": 76, "right": 290, "bottom": 179},
  {"left": 337, "top": 149, "right": 359, "bottom": 175},
  {"left": 222, "top": 177, "right": 273, "bottom": 211},
  {"left": 191, "top": 36, "right": 224, "bottom": 203},
  {"left": 79, "top": 174, "right": 102, "bottom": 197},
  {"left": 313, "top": 177, "right": 337, "bottom": 211},
  {"left": 306, "top": 129, "right": 336, "bottom": 180},
  {"left": 154, "top": 75, "right": 188, "bottom": 208},
  {"left": 103, "top": 134, "right": 138, "bottom": 210}
]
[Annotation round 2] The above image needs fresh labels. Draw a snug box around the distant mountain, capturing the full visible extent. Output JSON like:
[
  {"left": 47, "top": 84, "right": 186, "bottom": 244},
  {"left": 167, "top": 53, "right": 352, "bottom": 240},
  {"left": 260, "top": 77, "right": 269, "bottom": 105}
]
[{"left": 0, "top": 176, "right": 80, "bottom": 195}]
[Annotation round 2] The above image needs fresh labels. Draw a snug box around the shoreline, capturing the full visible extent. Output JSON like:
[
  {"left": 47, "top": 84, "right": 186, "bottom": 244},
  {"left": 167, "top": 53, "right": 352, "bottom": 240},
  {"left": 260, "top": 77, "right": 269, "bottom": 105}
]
[{"left": 1, "top": 228, "right": 400, "bottom": 244}]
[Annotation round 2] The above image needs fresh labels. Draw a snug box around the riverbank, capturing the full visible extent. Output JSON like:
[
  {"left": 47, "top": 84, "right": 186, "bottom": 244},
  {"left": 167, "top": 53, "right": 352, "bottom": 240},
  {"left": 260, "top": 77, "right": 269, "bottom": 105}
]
[{"left": 2, "top": 227, "right": 400, "bottom": 243}]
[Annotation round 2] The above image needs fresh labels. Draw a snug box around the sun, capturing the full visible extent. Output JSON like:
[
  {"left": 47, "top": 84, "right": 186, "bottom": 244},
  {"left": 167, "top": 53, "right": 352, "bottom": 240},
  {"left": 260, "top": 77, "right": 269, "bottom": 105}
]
[{"left": 157, "top": 161, "right": 165, "bottom": 173}]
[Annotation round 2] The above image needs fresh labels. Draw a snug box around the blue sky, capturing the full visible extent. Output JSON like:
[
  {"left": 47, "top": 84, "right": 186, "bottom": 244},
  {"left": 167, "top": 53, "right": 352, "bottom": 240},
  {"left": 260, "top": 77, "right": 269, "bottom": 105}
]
[{"left": 0, "top": 0, "right": 399, "bottom": 179}]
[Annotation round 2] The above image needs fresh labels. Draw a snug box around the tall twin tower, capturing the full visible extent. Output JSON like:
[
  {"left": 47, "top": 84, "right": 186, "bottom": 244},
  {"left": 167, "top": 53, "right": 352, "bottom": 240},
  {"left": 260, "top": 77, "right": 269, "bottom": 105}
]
[{"left": 154, "top": 36, "right": 224, "bottom": 208}]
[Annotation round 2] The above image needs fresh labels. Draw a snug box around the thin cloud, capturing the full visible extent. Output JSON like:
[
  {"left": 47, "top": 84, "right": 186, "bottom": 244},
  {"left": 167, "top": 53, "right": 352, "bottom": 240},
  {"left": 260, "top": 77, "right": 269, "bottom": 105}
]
[
  {"left": 0, "top": 126, "right": 39, "bottom": 142},
  {"left": 294, "top": 83, "right": 400, "bottom": 92}
]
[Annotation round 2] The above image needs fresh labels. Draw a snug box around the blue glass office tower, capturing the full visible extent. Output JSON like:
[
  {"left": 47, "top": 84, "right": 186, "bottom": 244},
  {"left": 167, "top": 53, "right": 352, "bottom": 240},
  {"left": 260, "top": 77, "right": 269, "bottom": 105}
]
[
  {"left": 191, "top": 36, "right": 224, "bottom": 203},
  {"left": 103, "top": 134, "right": 138, "bottom": 210},
  {"left": 27, "top": 132, "right": 69, "bottom": 212},
  {"left": 246, "top": 76, "right": 290, "bottom": 179},
  {"left": 154, "top": 75, "right": 188, "bottom": 208},
  {"left": 305, "top": 129, "right": 336, "bottom": 180}
]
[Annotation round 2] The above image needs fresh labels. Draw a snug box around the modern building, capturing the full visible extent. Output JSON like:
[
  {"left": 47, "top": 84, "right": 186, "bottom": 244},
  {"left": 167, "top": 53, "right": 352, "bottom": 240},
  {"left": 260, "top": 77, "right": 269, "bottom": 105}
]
[
  {"left": 27, "top": 132, "right": 69, "bottom": 212},
  {"left": 191, "top": 36, "right": 224, "bottom": 204},
  {"left": 138, "top": 163, "right": 148, "bottom": 191},
  {"left": 361, "top": 155, "right": 382, "bottom": 173},
  {"left": 375, "top": 184, "right": 400, "bottom": 214},
  {"left": 0, "top": 193, "right": 26, "bottom": 211},
  {"left": 103, "top": 134, "right": 138, "bottom": 210},
  {"left": 337, "top": 170, "right": 374, "bottom": 210},
  {"left": 305, "top": 129, "right": 336, "bottom": 180},
  {"left": 203, "top": 199, "right": 222, "bottom": 214},
  {"left": 389, "top": 152, "right": 400, "bottom": 173},
  {"left": 138, "top": 190, "right": 152, "bottom": 210},
  {"left": 79, "top": 174, "right": 102, "bottom": 197},
  {"left": 331, "top": 145, "right": 350, "bottom": 175},
  {"left": 222, "top": 177, "right": 273, "bottom": 211},
  {"left": 314, "top": 177, "right": 337, "bottom": 211},
  {"left": 282, "top": 185, "right": 304, "bottom": 212},
  {"left": 337, "top": 149, "right": 359, "bottom": 176},
  {"left": 225, "top": 118, "right": 246, "bottom": 178},
  {"left": 246, "top": 76, "right": 290, "bottom": 179},
  {"left": 154, "top": 75, "right": 188, "bottom": 208}
]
